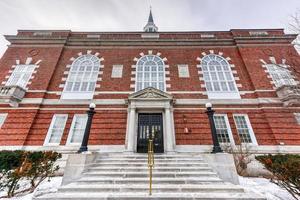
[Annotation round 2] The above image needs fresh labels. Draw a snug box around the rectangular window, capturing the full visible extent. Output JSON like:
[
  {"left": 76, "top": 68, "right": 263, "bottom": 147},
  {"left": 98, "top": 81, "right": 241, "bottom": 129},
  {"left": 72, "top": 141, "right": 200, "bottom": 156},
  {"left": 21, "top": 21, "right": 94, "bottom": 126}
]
[
  {"left": 66, "top": 114, "right": 88, "bottom": 145},
  {"left": 6, "top": 65, "right": 35, "bottom": 89},
  {"left": 0, "top": 113, "right": 8, "bottom": 128},
  {"left": 111, "top": 65, "right": 123, "bottom": 78},
  {"left": 233, "top": 114, "right": 258, "bottom": 145},
  {"left": 178, "top": 65, "right": 190, "bottom": 78},
  {"left": 295, "top": 113, "right": 300, "bottom": 125},
  {"left": 44, "top": 114, "right": 68, "bottom": 146},
  {"left": 266, "top": 64, "right": 296, "bottom": 87},
  {"left": 213, "top": 114, "right": 234, "bottom": 144}
]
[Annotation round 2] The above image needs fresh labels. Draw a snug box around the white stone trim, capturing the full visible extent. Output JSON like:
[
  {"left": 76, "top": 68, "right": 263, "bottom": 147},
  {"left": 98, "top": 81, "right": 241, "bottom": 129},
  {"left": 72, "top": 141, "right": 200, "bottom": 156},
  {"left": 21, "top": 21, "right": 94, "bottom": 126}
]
[
  {"left": 0, "top": 145, "right": 299, "bottom": 154},
  {"left": 25, "top": 57, "right": 33, "bottom": 65},
  {"left": 175, "top": 145, "right": 300, "bottom": 154}
]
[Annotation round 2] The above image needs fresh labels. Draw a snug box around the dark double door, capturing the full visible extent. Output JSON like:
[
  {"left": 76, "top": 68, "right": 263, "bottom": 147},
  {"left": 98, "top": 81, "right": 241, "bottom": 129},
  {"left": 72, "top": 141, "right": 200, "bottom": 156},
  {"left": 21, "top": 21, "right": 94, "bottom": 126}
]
[{"left": 137, "top": 113, "right": 164, "bottom": 153}]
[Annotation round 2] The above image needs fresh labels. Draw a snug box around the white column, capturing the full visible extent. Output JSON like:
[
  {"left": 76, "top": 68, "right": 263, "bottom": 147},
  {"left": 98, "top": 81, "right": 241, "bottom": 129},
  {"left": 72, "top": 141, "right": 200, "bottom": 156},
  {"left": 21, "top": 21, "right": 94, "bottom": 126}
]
[
  {"left": 165, "top": 106, "right": 175, "bottom": 152},
  {"left": 126, "top": 106, "right": 136, "bottom": 152}
]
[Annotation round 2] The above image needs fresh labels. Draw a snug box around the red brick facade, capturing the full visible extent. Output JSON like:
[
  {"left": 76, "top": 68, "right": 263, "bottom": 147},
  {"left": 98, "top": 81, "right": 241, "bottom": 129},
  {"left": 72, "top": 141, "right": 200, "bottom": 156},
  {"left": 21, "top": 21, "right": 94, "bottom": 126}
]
[{"left": 0, "top": 29, "right": 300, "bottom": 150}]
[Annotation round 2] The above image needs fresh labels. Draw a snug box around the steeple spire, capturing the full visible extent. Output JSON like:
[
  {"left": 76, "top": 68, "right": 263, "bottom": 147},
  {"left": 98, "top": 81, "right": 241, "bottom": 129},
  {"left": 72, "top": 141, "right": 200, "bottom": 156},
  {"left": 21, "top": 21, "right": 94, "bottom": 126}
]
[{"left": 144, "top": 7, "right": 158, "bottom": 32}]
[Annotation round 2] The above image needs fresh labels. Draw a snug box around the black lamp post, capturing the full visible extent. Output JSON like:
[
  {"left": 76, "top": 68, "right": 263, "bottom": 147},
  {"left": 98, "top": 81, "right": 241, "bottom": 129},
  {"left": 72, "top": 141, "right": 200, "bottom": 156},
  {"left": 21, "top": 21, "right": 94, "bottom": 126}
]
[
  {"left": 78, "top": 103, "right": 96, "bottom": 153},
  {"left": 205, "top": 102, "right": 223, "bottom": 153}
]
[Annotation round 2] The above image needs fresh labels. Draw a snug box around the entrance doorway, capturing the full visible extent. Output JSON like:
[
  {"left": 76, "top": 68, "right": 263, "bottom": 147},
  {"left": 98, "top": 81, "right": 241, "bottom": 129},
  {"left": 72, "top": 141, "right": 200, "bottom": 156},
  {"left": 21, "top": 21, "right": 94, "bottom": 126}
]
[{"left": 137, "top": 113, "right": 164, "bottom": 153}]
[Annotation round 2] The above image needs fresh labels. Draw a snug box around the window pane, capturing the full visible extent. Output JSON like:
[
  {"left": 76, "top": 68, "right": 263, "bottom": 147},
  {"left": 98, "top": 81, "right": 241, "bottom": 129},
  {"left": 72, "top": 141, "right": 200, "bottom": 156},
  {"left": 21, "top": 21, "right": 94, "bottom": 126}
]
[
  {"left": 234, "top": 116, "right": 253, "bottom": 143},
  {"left": 64, "top": 55, "right": 100, "bottom": 93},
  {"left": 135, "top": 55, "right": 165, "bottom": 91},
  {"left": 267, "top": 64, "right": 296, "bottom": 88},
  {"left": 88, "top": 82, "right": 96, "bottom": 91},
  {"left": 213, "top": 82, "right": 221, "bottom": 91},
  {"left": 6, "top": 65, "right": 35, "bottom": 88},
  {"left": 70, "top": 115, "right": 87, "bottom": 144},
  {"left": 201, "top": 55, "right": 238, "bottom": 93},
  {"left": 206, "top": 82, "right": 213, "bottom": 91},
  {"left": 214, "top": 115, "right": 231, "bottom": 143},
  {"left": 47, "top": 115, "right": 67, "bottom": 144}
]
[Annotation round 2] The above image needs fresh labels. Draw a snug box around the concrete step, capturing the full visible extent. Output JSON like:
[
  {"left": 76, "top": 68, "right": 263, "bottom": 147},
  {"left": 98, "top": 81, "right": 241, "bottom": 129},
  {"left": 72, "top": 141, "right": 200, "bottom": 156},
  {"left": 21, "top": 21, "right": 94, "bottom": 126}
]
[
  {"left": 76, "top": 177, "right": 224, "bottom": 185},
  {"left": 97, "top": 153, "right": 203, "bottom": 158},
  {"left": 87, "top": 162, "right": 210, "bottom": 167},
  {"left": 35, "top": 192, "right": 266, "bottom": 200},
  {"left": 83, "top": 171, "right": 218, "bottom": 178},
  {"left": 95, "top": 159, "right": 205, "bottom": 163},
  {"left": 96, "top": 157, "right": 204, "bottom": 161},
  {"left": 85, "top": 166, "right": 213, "bottom": 172},
  {"left": 58, "top": 183, "right": 244, "bottom": 193}
]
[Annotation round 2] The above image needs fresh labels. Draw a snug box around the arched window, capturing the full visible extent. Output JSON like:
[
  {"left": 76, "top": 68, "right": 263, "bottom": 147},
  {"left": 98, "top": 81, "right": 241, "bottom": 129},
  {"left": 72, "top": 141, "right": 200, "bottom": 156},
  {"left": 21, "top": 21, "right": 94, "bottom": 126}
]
[
  {"left": 62, "top": 54, "right": 100, "bottom": 99},
  {"left": 266, "top": 64, "right": 296, "bottom": 87},
  {"left": 135, "top": 55, "right": 165, "bottom": 91},
  {"left": 201, "top": 54, "right": 240, "bottom": 99}
]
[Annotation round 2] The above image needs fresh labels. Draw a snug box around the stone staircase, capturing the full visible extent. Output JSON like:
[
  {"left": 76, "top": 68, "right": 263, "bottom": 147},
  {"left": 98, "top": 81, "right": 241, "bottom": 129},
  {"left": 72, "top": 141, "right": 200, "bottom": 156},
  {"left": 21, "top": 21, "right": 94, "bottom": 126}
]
[{"left": 35, "top": 153, "right": 265, "bottom": 200}]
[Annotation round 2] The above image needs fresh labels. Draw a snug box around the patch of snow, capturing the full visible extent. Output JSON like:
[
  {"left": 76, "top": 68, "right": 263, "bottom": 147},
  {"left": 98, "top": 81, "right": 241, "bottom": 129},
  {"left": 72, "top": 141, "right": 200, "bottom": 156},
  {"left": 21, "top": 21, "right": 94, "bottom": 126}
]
[
  {"left": 0, "top": 177, "right": 62, "bottom": 200},
  {"left": 239, "top": 176, "right": 295, "bottom": 200}
]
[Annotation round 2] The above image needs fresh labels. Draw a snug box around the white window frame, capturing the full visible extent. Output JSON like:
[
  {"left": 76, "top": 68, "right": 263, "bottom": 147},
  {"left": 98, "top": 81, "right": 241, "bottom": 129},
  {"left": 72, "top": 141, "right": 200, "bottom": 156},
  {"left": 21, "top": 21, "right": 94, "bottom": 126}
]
[
  {"left": 6, "top": 64, "right": 36, "bottom": 89},
  {"left": 201, "top": 54, "right": 240, "bottom": 99},
  {"left": 0, "top": 113, "right": 8, "bottom": 128},
  {"left": 43, "top": 114, "right": 68, "bottom": 146},
  {"left": 61, "top": 54, "right": 100, "bottom": 100},
  {"left": 178, "top": 64, "right": 190, "bottom": 78},
  {"left": 266, "top": 64, "right": 296, "bottom": 88},
  {"left": 213, "top": 114, "right": 235, "bottom": 145},
  {"left": 233, "top": 114, "right": 258, "bottom": 145},
  {"left": 135, "top": 55, "right": 166, "bottom": 92},
  {"left": 66, "top": 114, "right": 88, "bottom": 146},
  {"left": 111, "top": 65, "right": 123, "bottom": 78}
]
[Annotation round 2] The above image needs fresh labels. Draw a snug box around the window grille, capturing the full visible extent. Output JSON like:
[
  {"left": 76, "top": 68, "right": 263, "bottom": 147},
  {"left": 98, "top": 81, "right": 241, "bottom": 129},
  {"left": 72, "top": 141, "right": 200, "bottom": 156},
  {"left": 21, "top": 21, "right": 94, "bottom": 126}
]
[{"left": 135, "top": 55, "right": 165, "bottom": 91}]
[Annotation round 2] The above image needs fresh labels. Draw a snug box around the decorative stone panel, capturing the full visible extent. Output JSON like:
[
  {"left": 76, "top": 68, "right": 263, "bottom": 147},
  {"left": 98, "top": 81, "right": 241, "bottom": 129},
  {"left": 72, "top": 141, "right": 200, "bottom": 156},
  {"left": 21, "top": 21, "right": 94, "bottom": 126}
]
[{"left": 276, "top": 85, "right": 300, "bottom": 106}]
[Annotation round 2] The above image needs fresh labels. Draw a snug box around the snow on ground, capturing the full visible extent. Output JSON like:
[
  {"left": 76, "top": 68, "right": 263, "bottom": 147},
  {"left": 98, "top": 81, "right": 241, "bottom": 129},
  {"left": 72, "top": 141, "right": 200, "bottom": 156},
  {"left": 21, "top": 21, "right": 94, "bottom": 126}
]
[
  {"left": 0, "top": 177, "right": 62, "bottom": 200},
  {"left": 239, "top": 176, "right": 295, "bottom": 200},
  {"left": 0, "top": 176, "right": 296, "bottom": 200}
]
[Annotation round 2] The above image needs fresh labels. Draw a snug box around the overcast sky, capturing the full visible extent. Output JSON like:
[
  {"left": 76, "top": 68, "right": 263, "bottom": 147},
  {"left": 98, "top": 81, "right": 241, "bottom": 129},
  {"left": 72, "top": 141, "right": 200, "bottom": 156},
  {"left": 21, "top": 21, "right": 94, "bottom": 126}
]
[{"left": 0, "top": 0, "right": 299, "bottom": 57}]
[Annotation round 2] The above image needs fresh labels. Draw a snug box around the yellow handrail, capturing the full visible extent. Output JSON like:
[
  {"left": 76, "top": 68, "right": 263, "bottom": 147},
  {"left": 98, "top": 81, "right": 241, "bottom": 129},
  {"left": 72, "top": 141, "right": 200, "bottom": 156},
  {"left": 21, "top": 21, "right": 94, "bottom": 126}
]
[{"left": 147, "top": 136, "right": 154, "bottom": 195}]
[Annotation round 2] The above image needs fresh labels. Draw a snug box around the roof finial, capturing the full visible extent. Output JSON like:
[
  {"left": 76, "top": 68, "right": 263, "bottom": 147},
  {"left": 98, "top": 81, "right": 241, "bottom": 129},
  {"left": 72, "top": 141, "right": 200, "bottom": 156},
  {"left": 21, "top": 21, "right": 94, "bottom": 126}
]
[{"left": 144, "top": 7, "right": 158, "bottom": 32}]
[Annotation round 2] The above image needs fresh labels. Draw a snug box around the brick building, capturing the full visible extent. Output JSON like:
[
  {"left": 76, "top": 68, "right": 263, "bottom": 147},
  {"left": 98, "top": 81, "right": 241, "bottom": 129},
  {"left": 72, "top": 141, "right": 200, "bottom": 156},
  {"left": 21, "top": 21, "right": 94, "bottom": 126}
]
[{"left": 0, "top": 11, "right": 300, "bottom": 154}]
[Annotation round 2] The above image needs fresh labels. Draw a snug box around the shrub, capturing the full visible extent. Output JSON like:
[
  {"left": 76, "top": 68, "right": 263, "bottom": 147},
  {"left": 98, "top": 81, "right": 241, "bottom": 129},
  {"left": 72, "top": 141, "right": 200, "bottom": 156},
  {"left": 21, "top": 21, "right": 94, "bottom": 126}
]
[
  {"left": 256, "top": 154, "right": 300, "bottom": 200},
  {"left": 0, "top": 151, "right": 61, "bottom": 198}
]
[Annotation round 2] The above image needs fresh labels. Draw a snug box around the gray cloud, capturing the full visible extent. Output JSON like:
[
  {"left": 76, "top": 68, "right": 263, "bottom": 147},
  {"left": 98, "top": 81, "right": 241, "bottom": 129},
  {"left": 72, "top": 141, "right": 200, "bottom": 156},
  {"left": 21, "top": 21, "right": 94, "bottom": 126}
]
[{"left": 0, "top": 0, "right": 299, "bottom": 57}]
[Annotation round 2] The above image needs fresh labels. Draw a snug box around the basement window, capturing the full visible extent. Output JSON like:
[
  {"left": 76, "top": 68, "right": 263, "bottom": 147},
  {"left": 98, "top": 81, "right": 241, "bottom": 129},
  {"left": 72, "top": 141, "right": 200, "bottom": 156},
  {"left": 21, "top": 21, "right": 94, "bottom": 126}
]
[
  {"left": 44, "top": 114, "right": 68, "bottom": 146},
  {"left": 66, "top": 114, "right": 88, "bottom": 145},
  {"left": 0, "top": 113, "right": 7, "bottom": 128},
  {"left": 295, "top": 113, "right": 300, "bottom": 125},
  {"left": 213, "top": 114, "right": 235, "bottom": 145},
  {"left": 233, "top": 114, "right": 258, "bottom": 145}
]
